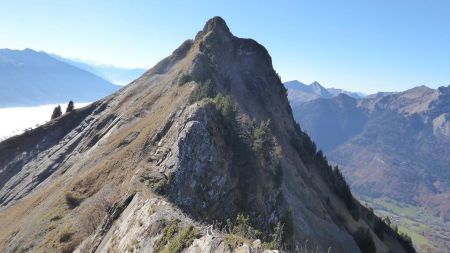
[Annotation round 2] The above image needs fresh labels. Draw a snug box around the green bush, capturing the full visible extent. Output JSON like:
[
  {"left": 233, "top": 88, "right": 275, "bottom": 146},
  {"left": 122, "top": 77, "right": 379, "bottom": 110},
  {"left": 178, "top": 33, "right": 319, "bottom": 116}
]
[
  {"left": 154, "top": 219, "right": 179, "bottom": 252},
  {"left": 167, "top": 225, "right": 200, "bottom": 253},
  {"left": 178, "top": 73, "right": 192, "bottom": 85},
  {"left": 214, "top": 94, "right": 238, "bottom": 128},
  {"left": 154, "top": 220, "right": 200, "bottom": 253},
  {"left": 225, "top": 234, "right": 246, "bottom": 249},
  {"left": 230, "top": 213, "right": 262, "bottom": 240},
  {"left": 263, "top": 222, "right": 283, "bottom": 250},
  {"left": 189, "top": 79, "right": 217, "bottom": 103},
  {"left": 252, "top": 120, "right": 274, "bottom": 160}
]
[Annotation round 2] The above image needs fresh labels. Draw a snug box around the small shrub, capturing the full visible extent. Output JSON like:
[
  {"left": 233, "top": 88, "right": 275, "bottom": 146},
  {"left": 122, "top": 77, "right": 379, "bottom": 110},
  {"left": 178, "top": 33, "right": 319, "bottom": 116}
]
[
  {"left": 154, "top": 219, "right": 179, "bottom": 252},
  {"left": 225, "top": 234, "right": 246, "bottom": 249},
  {"left": 230, "top": 213, "right": 261, "bottom": 240},
  {"left": 178, "top": 73, "right": 192, "bottom": 85},
  {"left": 50, "top": 214, "right": 62, "bottom": 222},
  {"left": 263, "top": 222, "right": 283, "bottom": 250},
  {"left": 65, "top": 192, "right": 84, "bottom": 209},
  {"left": 188, "top": 79, "right": 217, "bottom": 104},
  {"left": 252, "top": 120, "right": 274, "bottom": 160},
  {"left": 214, "top": 94, "right": 237, "bottom": 124},
  {"left": 60, "top": 238, "right": 82, "bottom": 253},
  {"left": 59, "top": 228, "right": 74, "bottom": 243},
  {"left": 167, "top": 225, "right": 200, "bottom": 253}
]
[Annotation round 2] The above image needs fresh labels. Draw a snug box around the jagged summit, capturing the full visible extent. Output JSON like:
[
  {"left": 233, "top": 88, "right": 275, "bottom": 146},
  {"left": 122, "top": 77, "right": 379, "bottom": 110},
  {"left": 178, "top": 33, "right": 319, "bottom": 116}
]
[
  {"left": 202, "top": 16, "right": 231, "bottom": 35},
  {"left": 0, "top": 17, "right": 416, "bottom": 253}
]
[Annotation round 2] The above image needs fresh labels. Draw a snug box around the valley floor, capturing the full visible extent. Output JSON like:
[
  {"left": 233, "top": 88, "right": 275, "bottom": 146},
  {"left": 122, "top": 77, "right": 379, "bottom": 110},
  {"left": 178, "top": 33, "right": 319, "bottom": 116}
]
[{"left": 360, "top": 196, "right": 450, "bottom": 253}]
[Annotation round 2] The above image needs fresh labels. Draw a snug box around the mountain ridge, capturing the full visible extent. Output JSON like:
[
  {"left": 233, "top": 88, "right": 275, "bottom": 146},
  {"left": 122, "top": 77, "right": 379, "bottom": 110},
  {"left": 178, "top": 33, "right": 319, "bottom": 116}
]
[
  {"left": 289, "top": 84, "right": 450, "bottom": 252},
  {"left": 0, "top": 17, "right": 415, "bottom": 253},
  {"left": 284, "top": 80, "right": 366, "bottom": 108},
  {"left": 0, "top": 48, "right": 119, "bottom": 107},
  {"left": 50, "top": 53, "right": 147, "bottom": 85}
]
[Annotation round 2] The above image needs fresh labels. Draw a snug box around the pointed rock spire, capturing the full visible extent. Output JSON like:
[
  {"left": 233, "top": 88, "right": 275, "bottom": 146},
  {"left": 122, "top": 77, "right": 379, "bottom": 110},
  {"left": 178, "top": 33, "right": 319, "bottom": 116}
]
[{"left": 202, "top": 16, "right": 231, "bottom": 35}]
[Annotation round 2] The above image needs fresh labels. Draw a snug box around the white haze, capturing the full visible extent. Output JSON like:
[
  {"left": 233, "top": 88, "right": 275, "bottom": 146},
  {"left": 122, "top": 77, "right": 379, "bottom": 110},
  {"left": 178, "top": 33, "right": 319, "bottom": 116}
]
[{"left": 0, "top": 103, "right": 90, "bottom": 141}]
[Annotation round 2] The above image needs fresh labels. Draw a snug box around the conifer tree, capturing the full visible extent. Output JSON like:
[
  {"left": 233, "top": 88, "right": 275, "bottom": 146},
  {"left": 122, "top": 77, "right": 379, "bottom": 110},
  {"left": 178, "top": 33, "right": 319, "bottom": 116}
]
[
  {"left": 66, "top": 100, "right": 74, "bottom": 113},
  {"left": 51, "top": 105, "right": 62, "bottom": 120}
]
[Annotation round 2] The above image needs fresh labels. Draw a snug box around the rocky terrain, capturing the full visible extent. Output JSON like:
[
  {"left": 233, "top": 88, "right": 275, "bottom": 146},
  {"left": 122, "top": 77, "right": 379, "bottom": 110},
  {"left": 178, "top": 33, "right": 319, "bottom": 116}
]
[
  {"left": 0, "top": 17, "right": 416, "bottom": 253},
  {"left": 288, "top": 84, "right": 450, "bottom": 252}
]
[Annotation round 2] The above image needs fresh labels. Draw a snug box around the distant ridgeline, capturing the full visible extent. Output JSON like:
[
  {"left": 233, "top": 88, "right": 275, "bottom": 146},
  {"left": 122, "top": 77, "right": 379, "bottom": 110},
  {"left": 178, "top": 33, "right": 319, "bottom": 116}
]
[
  {"left": 287, "top": 81, "right": 450, "bottom": 252},
  {"left": 0, "top": 48, "right": 121, "bottom": 107}
]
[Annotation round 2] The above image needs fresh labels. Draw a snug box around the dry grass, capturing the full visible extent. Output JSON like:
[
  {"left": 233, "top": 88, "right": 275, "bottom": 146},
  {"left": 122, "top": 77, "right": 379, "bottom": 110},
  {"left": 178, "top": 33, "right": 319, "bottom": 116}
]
[{"left": 0, "top": 78, "right": 194, "bottom": 252}]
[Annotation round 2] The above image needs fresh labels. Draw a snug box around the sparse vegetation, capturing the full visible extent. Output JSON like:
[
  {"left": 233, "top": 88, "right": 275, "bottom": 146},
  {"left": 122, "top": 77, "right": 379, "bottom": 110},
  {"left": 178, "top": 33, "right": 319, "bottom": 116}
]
[
  {"left": 178, "top": 73, "right": 192, "bottom": 85},
  {"left": 214, "top": 93, "right": 238, "bottom": 129},
  {"left": 59, "top": 231, "right": 73, "bottom": 243},
  {"left": 167, "top": 225, "right": 200, "bottom": 253},
  {"left": 252, "top": 119, "right": 274, "bottom": 160},
  {"left": 229, "top": 213, "right": 262, "bottom": 240},
  {"left": 154, "top": 219, "right": 200, "bottom": 253},
  {"left": 79, "top": 189, "right": 119, "bottom": 234},
  {"left": 224, "top": 213, "right": 261, "bottom": 249},
  {"left": 65, "top": 192, "right": 85, "bottom": 209},
  {"left": 225, "top": 233, "right": 247, "bottom": 249},
  {"left": 188, "top": 79, "right": 217, "bottom": 103},
  {"left": 154, "top": 219, "right": 179, "bottom": 252},
  {"left": 263, "top": 222, "right": 283, "bottom": 250},
  {"left": 289, "top": 122, "right": 361, "bottom": 220}
]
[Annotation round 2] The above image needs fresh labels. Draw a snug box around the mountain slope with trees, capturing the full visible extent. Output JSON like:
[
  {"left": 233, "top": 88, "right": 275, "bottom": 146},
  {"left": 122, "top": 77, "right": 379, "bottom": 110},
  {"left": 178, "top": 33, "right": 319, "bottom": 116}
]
[
  {"left": 0, "top": 17, "right": 415, "bottom": 253},
  {"left": 288, "top": 84, "right": 450, "bottom": 252}
]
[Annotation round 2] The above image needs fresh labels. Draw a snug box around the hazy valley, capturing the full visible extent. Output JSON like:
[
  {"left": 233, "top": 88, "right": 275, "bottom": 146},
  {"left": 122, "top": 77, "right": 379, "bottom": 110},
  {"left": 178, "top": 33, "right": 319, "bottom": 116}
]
[{"left": 286, "top": 81, "right": 450, "bottom": 252}]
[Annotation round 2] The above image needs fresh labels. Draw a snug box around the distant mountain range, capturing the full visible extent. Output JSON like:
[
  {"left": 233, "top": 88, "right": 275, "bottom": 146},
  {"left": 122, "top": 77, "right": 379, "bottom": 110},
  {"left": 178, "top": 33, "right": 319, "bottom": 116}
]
[
  {"left": 0, "top": 49, "right": 122, "bottom": 107},
  {"left": 51, "top": 54, "right": 147, "bottom": 85},
  {"left": 284, "top": 80, "right": 365, "bottom": 108},
  {"left": 287, "top": 83, "right": 450, "bottom": 252},
  {"left": 0, "top": 48, "right": 148, "bottom": 108}
]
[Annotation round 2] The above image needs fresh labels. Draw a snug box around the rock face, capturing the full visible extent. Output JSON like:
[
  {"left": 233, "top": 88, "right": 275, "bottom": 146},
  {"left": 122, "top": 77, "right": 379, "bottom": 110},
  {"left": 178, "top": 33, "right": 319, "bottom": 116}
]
[{"left": 0, "top": 17, "right": 415, "bottom": 253}]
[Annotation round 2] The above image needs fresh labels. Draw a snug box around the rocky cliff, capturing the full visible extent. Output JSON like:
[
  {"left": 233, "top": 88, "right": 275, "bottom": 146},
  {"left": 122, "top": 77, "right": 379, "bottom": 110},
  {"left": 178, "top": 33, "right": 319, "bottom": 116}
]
[{"left": 0, "top": 17, "right": 415, "bottom": 253}]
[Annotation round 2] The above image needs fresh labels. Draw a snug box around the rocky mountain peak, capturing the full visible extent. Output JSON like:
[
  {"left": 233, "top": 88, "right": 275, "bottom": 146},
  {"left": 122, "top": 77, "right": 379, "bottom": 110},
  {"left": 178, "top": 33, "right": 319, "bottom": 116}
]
[
  {"left": 310, "top": 81, "right": 322, "bottom": 87},
  {"left": 202, "top": 16, "right": 231, "bottom": 35},
  {"left": 195, "top": 16, "right": 233, "bottom": 43},
  {"left": 0, "top": 17, "right": 417, "bottom": 253}
]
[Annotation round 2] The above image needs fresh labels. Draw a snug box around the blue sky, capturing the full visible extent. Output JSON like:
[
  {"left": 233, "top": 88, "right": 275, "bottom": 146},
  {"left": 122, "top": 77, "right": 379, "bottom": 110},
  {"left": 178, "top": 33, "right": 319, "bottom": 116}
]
[{"left": 0, "top": 0, "right": 449, "bottom": 94}]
